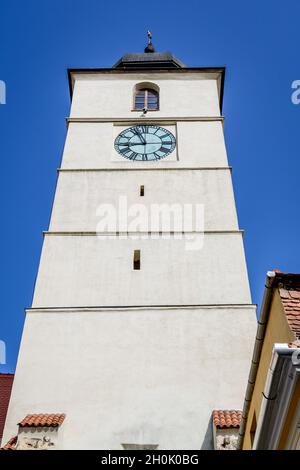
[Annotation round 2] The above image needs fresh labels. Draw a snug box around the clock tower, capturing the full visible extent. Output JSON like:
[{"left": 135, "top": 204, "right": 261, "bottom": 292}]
[{"left": 3, "top": 38, "right": 257, "bottom": 449}]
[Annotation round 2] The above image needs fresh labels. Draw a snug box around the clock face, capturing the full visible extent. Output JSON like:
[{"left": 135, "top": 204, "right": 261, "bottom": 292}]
[{"left": 114, "top": 125, "right": 176, "bottom": 161}]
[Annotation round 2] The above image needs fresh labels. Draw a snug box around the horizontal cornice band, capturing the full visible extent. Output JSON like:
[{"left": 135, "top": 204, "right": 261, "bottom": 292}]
[
  {"left": 26, "top": 304, "right": 257, "bottom": 314},
  {"left": 43, "top": 230, "right": 244, "bottom": 236},
  {"left": 66, "top": 116, "right": 224, "bottom": 124},
  {"left": 58, "top": 166, "right": 232, "bottom": 172}
]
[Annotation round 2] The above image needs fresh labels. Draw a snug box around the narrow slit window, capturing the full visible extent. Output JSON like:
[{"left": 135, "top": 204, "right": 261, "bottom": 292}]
[
  {"left": 140, "top": 185, "right": 144, "bottom": 196},
  {"left": 133, "top": 250, "right": 141, "bottom": 270}
]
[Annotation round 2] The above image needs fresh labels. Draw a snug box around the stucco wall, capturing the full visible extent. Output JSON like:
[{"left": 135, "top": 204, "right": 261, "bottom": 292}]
[
  {"left": 69, "top": 72, "right": 221, "bottom": 118},
  {"left": 49, "top": 169, "right": 238, "bottom": 232},
  {"left": 3, "top": 306, "right": 256, "bottom": 450},
  {"left": 32, "top": 233, "right": 251, "bottom": 308},
  {"left": 4, "top": 67, "right": 257, "bottom": 449},
  {"left": 61, "top": 121, "right": 228, "bottom": 169}
]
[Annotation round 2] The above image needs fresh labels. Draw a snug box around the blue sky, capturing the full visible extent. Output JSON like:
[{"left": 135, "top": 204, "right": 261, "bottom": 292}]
[{"left": 0, "top": 0, "right": 299, "bottom": 372}]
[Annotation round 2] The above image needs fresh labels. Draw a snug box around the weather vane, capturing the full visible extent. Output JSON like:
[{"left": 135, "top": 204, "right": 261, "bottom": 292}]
[{"left": 144, "top": 30, "right": 155, "bottom": 53}]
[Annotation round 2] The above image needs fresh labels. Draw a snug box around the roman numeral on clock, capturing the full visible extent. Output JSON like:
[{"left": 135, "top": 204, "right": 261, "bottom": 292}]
[
  {"left": 129, "top": 152, "right": 139, "bottom": 160},
  {"left": 119, "top": 147, "right": 131, "bottom": 156}
]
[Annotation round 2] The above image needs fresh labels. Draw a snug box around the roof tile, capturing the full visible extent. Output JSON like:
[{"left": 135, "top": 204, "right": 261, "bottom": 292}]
[
  {"left": 1, "top": 435, "right": 17, "bottom": 450},
  {"left": 212, "top": 410, "right": 242, "bottom": 429},
  {"left": 18, "top": 413, "right": 65, "bottom": 427},
  {"left": 279, "top": 287, "right": 300, "bottom": 338}
]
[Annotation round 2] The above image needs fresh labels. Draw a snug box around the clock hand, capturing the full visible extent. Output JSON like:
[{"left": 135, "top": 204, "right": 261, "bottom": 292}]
[
  {"left": 120, "top": 141, "right": 172, "bottom": 147},
  {"left": 133, "top": 128, "right": 146, "bottom": 144},
  {"left": 135, "top": 141, "right": 172, "bottom": 145},
  {"left": 137, "top": 133, "right": 146, "bottom": 144},
  {"left": 120, "top": 142, "right": 146, "bottom": 147}
]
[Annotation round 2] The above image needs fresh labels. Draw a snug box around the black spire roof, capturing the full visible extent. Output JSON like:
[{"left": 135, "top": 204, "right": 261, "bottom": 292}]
[
  {"left": 113, "top": 52, "right": 185, "bottom": 69},
  {"left": 113, "top": 32, "right": 185, "bottom": 69}
]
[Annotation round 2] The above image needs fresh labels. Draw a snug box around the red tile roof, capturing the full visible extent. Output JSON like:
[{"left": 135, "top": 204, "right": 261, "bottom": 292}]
[
  {"left": 0, "top": 374, "right": 14, "bottom": 440},
  {"left": 279, "top": 287, "right": 300, "bottom": 338},
  {"left": 18, "top": 413, "right": 65, "bottom": 427},
  {"left": 212, "top": 410, "right": 242, "bottom": 429},
  {"left": 1, "top": 435, "right": 17, "bottom": 450}
]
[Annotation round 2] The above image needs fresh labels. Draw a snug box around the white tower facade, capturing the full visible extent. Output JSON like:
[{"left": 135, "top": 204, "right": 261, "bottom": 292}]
[{"left": 3, "top": 47, "right": 256, "bottom": 449}]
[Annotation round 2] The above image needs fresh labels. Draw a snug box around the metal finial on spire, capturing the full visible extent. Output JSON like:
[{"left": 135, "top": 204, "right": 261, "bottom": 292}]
[{"left": 144, "top": 30, "right": 155, "bottom": 53}]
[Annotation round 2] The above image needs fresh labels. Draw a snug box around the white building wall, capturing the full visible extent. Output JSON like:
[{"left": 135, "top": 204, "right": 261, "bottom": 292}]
[
  {"left": 3, "top": 306, "right": 255, "bottom": 450},
  {"left": 3, "top": 67, "right": 257, "bottom": 449},
  {"left": 70, "top": 72, "right": 221, "bottom": 118},
  {"left": 49, "top": 169, "right": 238, "bottom": 232},
  {"left": 61, "top": 121, "right": 228, "bottom": 169},
  {"left": 32, "top": 234, "right": 251, "bottom": 308}
]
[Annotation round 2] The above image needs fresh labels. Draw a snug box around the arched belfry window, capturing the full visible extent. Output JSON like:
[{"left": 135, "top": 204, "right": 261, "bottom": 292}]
[{"left": 133, "top": 83, "right": 159, "bottom": 111}]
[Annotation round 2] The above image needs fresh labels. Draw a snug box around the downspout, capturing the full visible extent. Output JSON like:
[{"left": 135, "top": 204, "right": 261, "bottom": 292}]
[
  {"left": 252, "top": 345, "right": 281, "bottom": 449},
  {"left": 253, "top": 344, "right": 299, "bottom": 450},
  {"left": 237, "top": 271, "right": 276, "bottom": 449}
]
